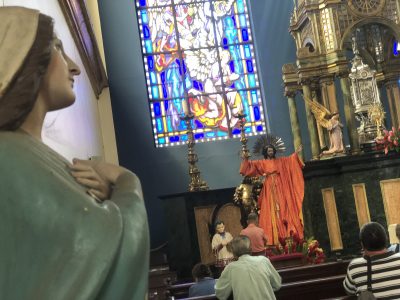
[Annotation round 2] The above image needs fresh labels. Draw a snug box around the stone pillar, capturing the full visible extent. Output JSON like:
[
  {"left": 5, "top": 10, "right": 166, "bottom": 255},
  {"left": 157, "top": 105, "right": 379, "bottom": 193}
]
[
  {"left": 385, "top": 82, "right": 398, "bottom": 129},
  {"left": 302, "top": 84, "right": 320, "bottom": 159},
  {"left": 340, "top": 76, "right": 360, "bottom": 154},
  {"left": 287, "top": 92, "right": 304, "bottom": 160}
]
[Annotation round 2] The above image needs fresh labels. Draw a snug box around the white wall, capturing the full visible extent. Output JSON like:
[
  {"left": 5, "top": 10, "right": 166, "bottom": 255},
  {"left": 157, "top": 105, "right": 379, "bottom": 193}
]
[
  {"left": 3, "top": 0, "right": 115, "bottom": 163},
  {"left": 86, "top": 0, "right": 119, "bottom": 165}
]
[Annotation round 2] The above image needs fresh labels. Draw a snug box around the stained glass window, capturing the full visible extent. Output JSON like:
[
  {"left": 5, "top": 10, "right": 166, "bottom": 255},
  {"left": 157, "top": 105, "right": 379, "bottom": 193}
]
[{"left": 135, "top": 0, "right": 267, "bottom": 147}]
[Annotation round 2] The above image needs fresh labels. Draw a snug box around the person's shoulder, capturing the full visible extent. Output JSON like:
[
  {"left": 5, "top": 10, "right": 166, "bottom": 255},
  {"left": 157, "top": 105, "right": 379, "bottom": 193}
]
[
  {"left": 241, "top": 227, "right": 249, "bottom": 233},
  {"left": 349, "top": 257, "right": 365, "bottom": 264},
  {"left": 348, "top": 257, "right": 366, "bottom": 270},
  {"left": 245, "top": 254, "right": 268, "bottom": 263},
  {"left": 203, "top": 277, "right": 216, "bottom": 284},
  {"left": 389, "top": 252, "right": 400, "bottom": 258},
  {"left": 188, "top": 283, "right": 198, "bottom": 297}
]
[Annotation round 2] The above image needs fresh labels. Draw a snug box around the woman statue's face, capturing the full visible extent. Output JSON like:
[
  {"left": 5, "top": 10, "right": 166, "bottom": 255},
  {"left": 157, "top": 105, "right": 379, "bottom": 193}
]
[{"left": 39, "top": 38, "right": 81, "bottom": 111}]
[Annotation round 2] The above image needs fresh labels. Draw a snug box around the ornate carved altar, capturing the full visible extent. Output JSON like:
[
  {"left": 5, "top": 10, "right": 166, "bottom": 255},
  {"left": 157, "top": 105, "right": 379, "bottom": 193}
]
[
  {"left": 283, "top": 0, "right": 400, "bottom": 158},
  {"left": 160, "top": 151, "right": 400, "bottom": 277}
]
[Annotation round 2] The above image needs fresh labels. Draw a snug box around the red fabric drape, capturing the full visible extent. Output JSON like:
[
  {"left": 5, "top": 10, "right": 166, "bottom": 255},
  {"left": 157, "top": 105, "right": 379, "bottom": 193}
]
[{"left": 240, "top": 153, "right": 304, "bottom": 245}]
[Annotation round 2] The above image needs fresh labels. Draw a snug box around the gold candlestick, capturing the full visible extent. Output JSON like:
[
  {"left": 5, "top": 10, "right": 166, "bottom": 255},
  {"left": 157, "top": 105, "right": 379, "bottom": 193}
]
[
  {"left": 236, "top": 112, "right": 251, "bottom": 159},
  {"left": 181, "top": 114, "right": 209, "bottom": 192}
]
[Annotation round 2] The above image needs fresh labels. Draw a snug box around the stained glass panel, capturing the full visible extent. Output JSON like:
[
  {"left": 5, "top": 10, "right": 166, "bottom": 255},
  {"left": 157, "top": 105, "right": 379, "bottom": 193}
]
[{"left": 136, "top": 0, "right": 267, "bottom": 147}]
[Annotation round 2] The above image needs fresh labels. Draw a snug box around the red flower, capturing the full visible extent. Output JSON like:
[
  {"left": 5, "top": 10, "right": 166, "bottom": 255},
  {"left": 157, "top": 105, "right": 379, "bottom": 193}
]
[{"left": 292, "top": 232, "right": 300, "bottom": 244}]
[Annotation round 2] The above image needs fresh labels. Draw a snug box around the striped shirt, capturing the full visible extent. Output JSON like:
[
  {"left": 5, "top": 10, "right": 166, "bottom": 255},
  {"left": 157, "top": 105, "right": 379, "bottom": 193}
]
[{"left": 343, "top": 251, "right": 400, "bottom": 299}]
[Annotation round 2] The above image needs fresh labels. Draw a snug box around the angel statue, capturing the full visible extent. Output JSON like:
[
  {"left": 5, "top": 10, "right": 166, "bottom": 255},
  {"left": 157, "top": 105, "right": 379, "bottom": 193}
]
[
  {"left": 239, "top": 134, "right": 305, "bottom": 245},
  {"left": 304, "top": 97, "right": 345, "bottom": 156}
]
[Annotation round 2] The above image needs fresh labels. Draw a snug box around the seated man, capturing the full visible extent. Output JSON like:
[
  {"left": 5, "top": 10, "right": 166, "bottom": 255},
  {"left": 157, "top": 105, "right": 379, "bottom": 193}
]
[
  {"left": 343, "top": 222, "right": 400, "bottom": 298},
  {"left": 215, "top": 236, "right": 281, "bottom": 300},
  {"left": 388, "top": 224, "right": 400, "bottom": 253},
  {"left": 240, "top": 212, "right": 268, "bottom": 255},
  {"left": 188, "top": 263, "right": 216, "bottom": 298}
]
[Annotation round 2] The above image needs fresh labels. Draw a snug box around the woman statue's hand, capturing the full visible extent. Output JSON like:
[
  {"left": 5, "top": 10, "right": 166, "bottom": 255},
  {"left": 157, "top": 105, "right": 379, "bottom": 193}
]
[
  {"left": 69, "top": 159, "right": 112, "bottom": 201},
  {"left": 69, "top": 159, "right": 129, "bottom": 201}
]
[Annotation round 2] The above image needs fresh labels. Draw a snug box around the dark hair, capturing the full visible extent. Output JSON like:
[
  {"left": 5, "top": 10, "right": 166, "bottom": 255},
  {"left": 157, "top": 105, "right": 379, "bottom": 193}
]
[
  {"left": 230, "top": 235, "right": 251, "bottom": 257},
  {"left": 214, "top": 221, "right": 224, "bottom": 229},
  {"left": 0, "top": 13, "right": 54, "bottom": 130},
  {"left": 247, "top": 213, "right": 258, "bottom": 223},
  {"left": 192, "top": 263, "right": 212, "bottom": 280},
  {"left": 360, "top": 222, "right": 388, "bottom": 251},
  {"left": 396, "top": 224, "right": 400, "bottom": 239},
  {"left": 262, "top": 144, "right": 276, "bottom": 159}
]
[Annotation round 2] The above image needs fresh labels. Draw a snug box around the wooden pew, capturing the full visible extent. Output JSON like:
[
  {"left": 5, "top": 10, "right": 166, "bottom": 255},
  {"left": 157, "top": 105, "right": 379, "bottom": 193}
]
[
  {"left": 279, "top": 260, "right": 349, "bottom": 283},
  {"left": 168, "top": 275, "right": 356, "bottom": 300},
  {"left": 167, "top": 260, "right": 350, "bottom": 299},
  {"left": 275, "top": 274, "right": 346, "bottom": 299}
]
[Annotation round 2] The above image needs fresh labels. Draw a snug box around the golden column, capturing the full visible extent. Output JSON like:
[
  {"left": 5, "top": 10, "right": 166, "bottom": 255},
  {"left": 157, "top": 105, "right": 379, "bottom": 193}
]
[
  {"left": 385, "top": 81, "right": 400, "bottom": 129},
  {"left": 311, "top": 89, "right": 327, "bottom": 150},
  {"left": 320, "top": 76, "right": 339, "bottom": 114},
  {"left": 286, "top": 91, "right": 304, "bottom": 160},
  {"left": 302, "top": 83, "right": 320, "bottom": 159},
  {"left": 339, "top": 75, "right": 360, "bottom": 154},
  {"left": 319, "top": 77, "right": 339, "bottom": 150}
]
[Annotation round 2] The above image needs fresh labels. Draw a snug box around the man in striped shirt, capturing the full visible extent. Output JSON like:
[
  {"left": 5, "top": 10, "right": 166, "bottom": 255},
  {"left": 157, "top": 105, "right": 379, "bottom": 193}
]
[{"left": 343, "top": 222, "right": 400, "bottom": 299}]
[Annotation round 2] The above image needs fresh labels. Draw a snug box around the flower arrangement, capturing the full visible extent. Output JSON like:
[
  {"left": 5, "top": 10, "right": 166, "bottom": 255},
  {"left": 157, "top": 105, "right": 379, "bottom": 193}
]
[
  {"left": 266, "top": 232, "right": 325, "bottom": 264},
  {"left": 376, "top": 127, "right": 400, "bottom": 154},
  {"left": 305, "top": 238, "right": 326, "bottom": 264}
]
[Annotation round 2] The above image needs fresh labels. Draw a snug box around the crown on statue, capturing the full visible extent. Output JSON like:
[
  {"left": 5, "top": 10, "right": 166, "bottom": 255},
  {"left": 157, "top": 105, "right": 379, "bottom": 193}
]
[{"left": 252, "top": 133, "right": 286, "bottom": 156}]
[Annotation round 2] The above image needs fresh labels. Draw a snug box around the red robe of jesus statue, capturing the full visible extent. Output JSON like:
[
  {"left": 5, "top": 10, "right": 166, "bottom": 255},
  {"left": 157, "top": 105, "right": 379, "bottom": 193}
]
[{"left": 240, "top": 153, "right": 304, "bottom": 245}]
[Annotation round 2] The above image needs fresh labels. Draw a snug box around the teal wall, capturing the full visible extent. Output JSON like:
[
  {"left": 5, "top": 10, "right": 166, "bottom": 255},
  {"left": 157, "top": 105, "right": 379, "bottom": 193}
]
[{"left": 98, "top": 0, "right": 310, "bottom": 247}]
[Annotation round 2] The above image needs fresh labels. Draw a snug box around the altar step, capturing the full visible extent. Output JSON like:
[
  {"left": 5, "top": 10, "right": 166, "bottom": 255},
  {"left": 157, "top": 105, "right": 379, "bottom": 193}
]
[{"left": 167, "top": 260, "right": 351, "bottom": 300}]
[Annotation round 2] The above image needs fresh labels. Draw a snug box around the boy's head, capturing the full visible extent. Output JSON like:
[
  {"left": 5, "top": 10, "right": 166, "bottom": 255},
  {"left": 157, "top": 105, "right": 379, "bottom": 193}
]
[
  {"left": 191, "top": 263, "right": 212, "bottom": 281},
  {"left": 215, "top": 221, "right": 225, "bottom": 234}
]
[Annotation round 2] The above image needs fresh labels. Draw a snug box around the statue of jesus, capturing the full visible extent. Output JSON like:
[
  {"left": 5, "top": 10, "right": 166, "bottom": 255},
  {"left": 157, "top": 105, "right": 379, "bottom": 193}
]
[{"left": 239, "top": 136, "right": 304, "bottom": 245}]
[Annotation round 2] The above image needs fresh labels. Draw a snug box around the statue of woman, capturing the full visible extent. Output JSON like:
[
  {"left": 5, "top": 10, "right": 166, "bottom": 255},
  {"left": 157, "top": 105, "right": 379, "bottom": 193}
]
[{"left": 0, "top": 7, "right": 149, "bottom": 299}]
